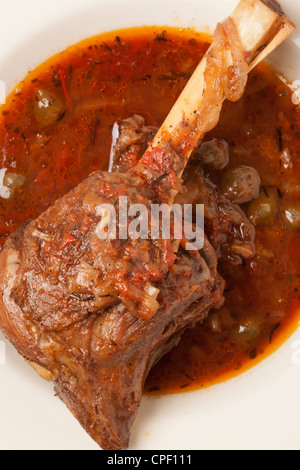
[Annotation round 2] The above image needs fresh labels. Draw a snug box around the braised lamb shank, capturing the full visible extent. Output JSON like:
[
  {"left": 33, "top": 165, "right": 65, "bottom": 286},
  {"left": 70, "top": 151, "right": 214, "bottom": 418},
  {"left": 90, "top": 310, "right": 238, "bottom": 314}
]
[{"left": 0, "top": 0, "right": 294, "bottom": 450}]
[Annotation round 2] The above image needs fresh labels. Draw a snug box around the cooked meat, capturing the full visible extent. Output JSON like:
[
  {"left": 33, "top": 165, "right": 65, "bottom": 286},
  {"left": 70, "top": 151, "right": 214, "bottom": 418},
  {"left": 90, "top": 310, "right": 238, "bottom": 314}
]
[
  {"left": 112, "top": 115, "right": 158, "bottom": 173},
  {"left": 0, "top": 12, "right": 247, "bottom": 447},
  {"left": 0, "top": 170, "right": 224, "bottom": 449}
]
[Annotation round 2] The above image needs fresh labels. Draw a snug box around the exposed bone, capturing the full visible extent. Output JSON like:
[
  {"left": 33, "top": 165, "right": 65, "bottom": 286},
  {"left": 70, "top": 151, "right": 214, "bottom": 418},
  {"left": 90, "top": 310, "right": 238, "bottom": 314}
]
[
  {"left": 0, "top": 0, "right": 295, "bottom": 452},
  {"left": 234, "top": 0, "right": 294, "bottom": 69},
  {"left": 142, "top": 0, "right": 294, "bottom": 198}
]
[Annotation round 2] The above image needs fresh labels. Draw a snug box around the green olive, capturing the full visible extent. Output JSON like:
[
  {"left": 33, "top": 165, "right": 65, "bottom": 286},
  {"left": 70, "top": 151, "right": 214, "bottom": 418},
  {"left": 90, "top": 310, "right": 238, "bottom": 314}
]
[
  {"left": 34, "top": 89, "right": 65, "bottom": 126},
  {"left": 283, "top": 204, "right": 300, "bottom": 230},
  {"left": 247, "top": 192, "right": 277, "bottom": 226},
  {"left": 221, "top": 165, "right": 261, "bottom": 204}
]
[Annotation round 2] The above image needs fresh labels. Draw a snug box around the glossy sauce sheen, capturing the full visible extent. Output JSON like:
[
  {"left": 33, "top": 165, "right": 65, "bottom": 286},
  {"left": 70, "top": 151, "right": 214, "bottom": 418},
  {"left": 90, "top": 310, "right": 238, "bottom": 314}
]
[{"left": 0, "top": 27, "right": 299, "bottom": 394}]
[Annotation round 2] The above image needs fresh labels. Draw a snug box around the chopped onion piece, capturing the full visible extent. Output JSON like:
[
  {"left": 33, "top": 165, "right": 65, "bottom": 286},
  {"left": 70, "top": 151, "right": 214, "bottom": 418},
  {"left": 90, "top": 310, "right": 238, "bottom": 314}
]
[{"left": 0, "top": 169, "right": 10, "bottom": 199}]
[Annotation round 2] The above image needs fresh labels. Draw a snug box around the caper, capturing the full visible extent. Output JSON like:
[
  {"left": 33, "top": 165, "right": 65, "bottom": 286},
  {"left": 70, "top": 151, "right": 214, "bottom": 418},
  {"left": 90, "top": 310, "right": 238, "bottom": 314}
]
[
  {"left": 221, "top": 165, "right": 261, "bottom": 204},
  {"left": 34, "top": 88, "right": 65, "bottom": 126}
]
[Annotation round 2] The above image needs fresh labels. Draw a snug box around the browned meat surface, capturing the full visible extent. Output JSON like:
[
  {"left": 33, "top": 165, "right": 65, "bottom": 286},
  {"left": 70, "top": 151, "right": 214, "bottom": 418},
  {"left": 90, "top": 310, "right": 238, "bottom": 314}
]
[
  {"left": 0, "top": 114, "right": 260, "bottom": 449},
  {"left": 0, "top": 173, "right": 224, "bottom": 449},
  {"left": 113, "top": 117, "right": 258, "bottom": 265},
  {"left": 0, "top": 117, "right": 226, "bottom": 449},
  {"left": 6, "top": 171, "right": 179, "bottom": 322},
  {"left": 112, "top": 115, "right": 158, "bottom": 173}
]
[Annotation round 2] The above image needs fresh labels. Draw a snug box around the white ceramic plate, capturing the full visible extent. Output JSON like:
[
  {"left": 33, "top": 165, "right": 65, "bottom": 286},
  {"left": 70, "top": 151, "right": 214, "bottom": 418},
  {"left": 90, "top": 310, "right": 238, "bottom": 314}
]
[{"left": 0, "top": 0, "right": 300, "bottom": 451}]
